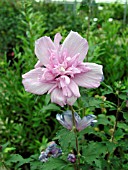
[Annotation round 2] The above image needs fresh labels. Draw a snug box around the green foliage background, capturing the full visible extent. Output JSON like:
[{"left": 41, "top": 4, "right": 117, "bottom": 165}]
[{"left": 0, "top": 0, "right": 128, "bottom": 169}]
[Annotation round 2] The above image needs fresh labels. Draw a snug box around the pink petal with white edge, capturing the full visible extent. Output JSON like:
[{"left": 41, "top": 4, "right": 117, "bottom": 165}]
[
  {"left": 22, "top": 68, "right": 43, "bottom": 79},
  {"left": 66, "top": 95, "right": 77, "bottom": 106},
  {"left": 35, "top": 36, "right": 55, "bottom": 66},
  {"left": 34, "top": 60, "right": 43, "bottom": 68},
  {"left": 51, "top": 88, "right": 66, "bottom": 106},
  {"left": 73, "top": 63, "right": 103, "bottom": 88},
  {"left": 54, "top": 33, "right": 62, "bottom": 49},
  {"left": 61, "top": 31, "right": 88, "bottom": 61},
  {"left": 22, "top": 68, "right": 54, "bottom": 95}
]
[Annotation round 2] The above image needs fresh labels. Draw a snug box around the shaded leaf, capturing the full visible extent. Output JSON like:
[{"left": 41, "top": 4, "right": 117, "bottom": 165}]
[
  {"left": 118, "top": 94, "right": 127, "bottom": 100},
  {"left": 42, "top": 158, "right": 67, "bottom": 170},
  {"left": 88, "top": 97, "right": 103, "bottom": 108},
  {"left": 56, "top": 129, "right": 76, "bottom": 151},
  {"left": 123, "top": 112, "right": 128, "bottom": 121},
  {"left": 117, "top": 122, "right": 128, "bottom": 131},
  {"left": 114, "top": 128, "right": 124, "bottom": 140},
  {"left": 82, "top": 142, "right": 107, "bottom": 164}
]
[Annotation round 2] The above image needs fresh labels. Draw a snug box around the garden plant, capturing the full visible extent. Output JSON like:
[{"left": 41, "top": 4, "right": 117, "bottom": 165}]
[{"left": 0, "top": 0, "right": 128, "bottom": 170}]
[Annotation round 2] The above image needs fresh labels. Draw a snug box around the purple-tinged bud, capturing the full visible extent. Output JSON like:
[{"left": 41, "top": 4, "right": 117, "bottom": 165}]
[
  {"left": 47, "top": 141, "right": 57, "bottom": 151},
  {"left": 39, "top": 141, "right": 62, "bottom": 162},
  {"left": 67, "top": 153, "right": 76, "bottom": 163},
  {"left": 39, "top": 151, "right": 48, "bottom": 162}
]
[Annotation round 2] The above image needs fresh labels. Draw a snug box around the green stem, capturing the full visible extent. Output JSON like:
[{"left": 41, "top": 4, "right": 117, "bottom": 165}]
[
  {"left": 73, "top": 164, "right": 78, "bottom": 170},
  {"left": 107, "top": 97, "right": 120, "bottom": 161},
  {"left": 69, "top": 106, "right": 80, "bottom": 170}
]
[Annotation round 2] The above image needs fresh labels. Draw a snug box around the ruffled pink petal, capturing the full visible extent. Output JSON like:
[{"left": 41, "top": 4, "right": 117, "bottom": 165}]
[
  {"left": 66, "top": 95, "right": 77, "bottom": 106},
  {"left": 22, "top": 68, "right": 54, "bottom": 95},
  {"left": 73, "top": 63, "right": 103, "bottom": 88},
  {"left": 43, "top": 69, "right": 55, "bottom": 81},
  {"left": 69, "top": 80, "right": 80, "bottom": 97},
  {"left": 51, "top": 88, "right": 66, "bottom": 106},
  {"left": 63, "top": 87, "right": 72, "bottom": 97},
  {"left": 61, "top": 31, "right": 88, "bottom": 61},
  {"left": 35, "top": 36, "right": 55, "bottom": 66},
  {"left": 59, "top": 75, "right": 70, "bottom": 88},
  {"left": 54, "top": 33, "right": 62, "bottom": 49}
]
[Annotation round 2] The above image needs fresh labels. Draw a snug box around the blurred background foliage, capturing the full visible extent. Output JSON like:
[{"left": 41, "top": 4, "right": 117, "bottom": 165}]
[{"left": 0, "top": 0, "right": 128, "bottom": 169}]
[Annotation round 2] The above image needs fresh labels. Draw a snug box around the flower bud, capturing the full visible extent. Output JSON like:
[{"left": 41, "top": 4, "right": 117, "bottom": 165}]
[{"left": 67, "top": 153, "right": 76, "bottom": 163}]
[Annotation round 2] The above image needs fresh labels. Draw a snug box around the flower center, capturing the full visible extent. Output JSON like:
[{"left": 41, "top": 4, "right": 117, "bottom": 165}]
[{"left": 59, "top": 66, "right": 65, "bottom": 72}]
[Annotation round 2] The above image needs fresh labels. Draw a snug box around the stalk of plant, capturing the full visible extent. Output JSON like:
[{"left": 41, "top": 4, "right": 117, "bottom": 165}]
[
  {"left": 111, "top": 97, "right": 120, "bottom": 142},
  {"left": 70, "top": 105, "right": 80, "bottom": 170},
  {"left": 107, "top": 94, "right": 120, "bottom": 162}
]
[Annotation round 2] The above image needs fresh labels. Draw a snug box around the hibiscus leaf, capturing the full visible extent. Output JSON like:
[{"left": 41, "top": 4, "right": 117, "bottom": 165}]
[
  {"left": 42, "top": 158, "right": 67, "bottom": 170},
  {"left": 56, "top": 129, "right": 76, "bottom": 151},
  {"left": 88, "top": 97, "right": 103, "bottom": 108},
  {"left": 82, "top": 142, "right": 107, "bottom": 164},
  {"left": 123, "top": 112, "right": 128, "bottom": 121},
  {"left": 7, "top": 154, "right": 24, "bottom": 163}
]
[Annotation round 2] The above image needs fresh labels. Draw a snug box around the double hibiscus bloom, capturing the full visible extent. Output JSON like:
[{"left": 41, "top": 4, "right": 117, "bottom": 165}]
[{"left": 22, "top": 31, "right": 103, "bottom": 106}]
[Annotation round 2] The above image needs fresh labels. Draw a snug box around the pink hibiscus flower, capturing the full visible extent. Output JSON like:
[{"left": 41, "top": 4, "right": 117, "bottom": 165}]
[{"left": 22, "top": 31, "right": 103, "bottom": 106}]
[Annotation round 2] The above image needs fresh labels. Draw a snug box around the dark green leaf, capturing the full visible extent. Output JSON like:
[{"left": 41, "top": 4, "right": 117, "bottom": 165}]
[
  {"left": 82, "top": 142, "right": 107, "bottom": 164},
  {"left": 30, "top": 161, "right": 44, "bottom": 170},
  {"left": 42, "top": 158, "right": 67, "bottom": 170},
  {"left": 7, "top": 154, "right": 24, "bottom": 163},
  {"left": 97, "top": 114, "right": 110, "bottom": 125},
  {"left": 88, "top": 97, "right": 103, "bottom": 108},
  {"left": 118, "top": 94, "right": 127, "bottom": 100},
  {"left": 56, "top": 129, "right": 76, "bottom": 151},
  {"left": 104, "top": 141, "right": 116, "bottom": 153},
  {"left": 123, "top": 112, "right": 128, "bottom": 121},
  {"left": 117, "top": 122, "right": 128, "bottom": 131},
  {"left": 114, "top": 128, "right": 124, "bottom": 140}
]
